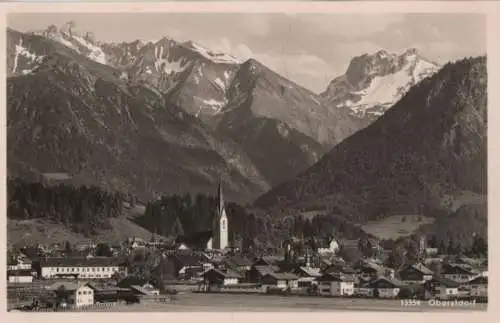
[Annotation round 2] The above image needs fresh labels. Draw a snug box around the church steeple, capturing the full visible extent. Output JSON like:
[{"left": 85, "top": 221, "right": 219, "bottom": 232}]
[
  {"left": 209, "top": 175, "right": 228, "bottom": 251},
  {"left": 218, "top": 176, "right": 224, "bottom": 217}
]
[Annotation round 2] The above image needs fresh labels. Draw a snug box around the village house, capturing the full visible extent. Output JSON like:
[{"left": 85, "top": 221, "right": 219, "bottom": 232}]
[
  {"left": 293, "top": 266, "right": 322, "bottom": 287},
  {"left": 467, "top": 276, "right": 488, "bottom": 297},
  {"left": 39, "top": 257, "right": 127, "bottom": 279},
  {"left": 397, "top": 263, "right": 434, "bottom": 284},
  {"left": 354, "top": 277, "right": 374, "bottom": 297},
  {"left": 85, "top": 283, "right": 132, "bottom": 303},
  {"left": 261, "top": 272, "right": 299, "bottom": 292},
  {"left": 126, "top": 237, "right": 147, "bottom": 249},
  {"left": 7, "top": 269, "right": 34, "bottom": 283},
  {"left": 117, "top": 277, "right": 155, "bottom": 291},
  {"left": 223, "top": 255, "right": 252, "bottom": 274},
  {"left": 424, "top": 277, "right": 460, "bottom": 300},
  {"left": 369, "top": 277, "right": 406, "bottom": 299},
  {"left": 442, "top": 263, "right": 479, "bottom": 283},
  {"left": 51, "top": 282, "right": 95, "bottom": 308},
  {"left": 176, "top": 243, "right": 190, "bottom": 251},
  {"left": 324, "top": 263, "right": 357, "bottom": 280},
  {"left": 130, "top": 283, "right": 160, "bottom": 296},
  {"left": 7, "top": 255, "right": 32, "bottom": 271},
  {"left": 169, "top": 253, "right": 207, "bottom": 280},
  {"left": 316, "top": 273, "right": 355, "bottom": 297},
  {"left": 354, "top": 260, "right": 383, "bottom": 280},
  {"left": 253, "top": 256, "right": 284, "bottom": 267},
  {"left": 200, "top": 268, "right": 243, "bottom": 291},
  {"left": 316, "top": 236, "right": 340, "bottom": 255},
  {"left": 246, "top": 265, "right": 280, "bottom": 283}
]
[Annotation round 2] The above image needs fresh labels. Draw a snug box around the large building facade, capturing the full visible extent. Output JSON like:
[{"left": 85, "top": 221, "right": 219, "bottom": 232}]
[{"left": 39, "top": 257, "right": 127, "bottom": 279}]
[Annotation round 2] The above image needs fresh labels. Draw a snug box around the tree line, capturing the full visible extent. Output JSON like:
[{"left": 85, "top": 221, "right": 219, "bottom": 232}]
[{"left": 7, "top": 178, "right": 125, "bottom": 237}]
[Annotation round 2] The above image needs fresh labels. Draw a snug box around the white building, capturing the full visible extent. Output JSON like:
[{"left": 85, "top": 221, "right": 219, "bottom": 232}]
[
  {"left": 424, "top": 277, "right": 460, "bottom": 300},
  {"left": 7, "top": 269, "right": 33, "bottom": 283},
  {"left": 261, "top": 273, "right": 299, "bottom": 292},
  {"left": 200, "top": 268, "right": 242, "bottom": 291},
  {"left": 40, "top": 257, "right": 127, "bottom": 279},
  {"left": 317, "top": 238, "right": 340, "bottom": 255},
  {"left": 52, "top": 282, "right": 95, "bottom": 308},
  {"left": 75, "top": 284, "right": 94, "bottom": 307},
  {"left": 207, "top": 179, "right": 228, "bottom": 251},
  {"left": 369, "top": 277, "right": 406, "bottom": 299},
  {"left": 316, "top": 273, "right": 355, "bottom": 296}
]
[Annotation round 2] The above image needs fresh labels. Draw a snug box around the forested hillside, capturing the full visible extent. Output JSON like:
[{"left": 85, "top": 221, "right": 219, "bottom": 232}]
[{"left": 7, "top": 179, "right": 126, "bottom": 237}]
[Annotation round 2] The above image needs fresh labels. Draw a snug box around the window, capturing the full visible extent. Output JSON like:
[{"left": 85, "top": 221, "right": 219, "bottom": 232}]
[
  {"left": 92, "top": 268, "right": 96, "bottom": 272},
  {"left": 56, "top": 268, "right": 59, "bottom": 272}
]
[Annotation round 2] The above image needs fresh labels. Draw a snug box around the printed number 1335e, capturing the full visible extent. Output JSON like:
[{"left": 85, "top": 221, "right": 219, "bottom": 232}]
[{"left": 401, "top": 299, "right": 421, "bottom": 307}]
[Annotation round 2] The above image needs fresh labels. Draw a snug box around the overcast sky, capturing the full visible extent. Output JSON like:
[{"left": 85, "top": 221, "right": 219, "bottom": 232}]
[{"left": 8, "top": 13, "right": 486, "bottom": 93}]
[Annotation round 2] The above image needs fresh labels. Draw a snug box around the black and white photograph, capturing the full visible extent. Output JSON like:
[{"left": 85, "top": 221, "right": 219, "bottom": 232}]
[{"left": 3, "top": 2, "right": 491, "bottom": 314}]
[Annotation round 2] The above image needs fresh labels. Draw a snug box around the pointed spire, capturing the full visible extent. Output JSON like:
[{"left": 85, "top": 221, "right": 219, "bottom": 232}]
[{"left": 218, "top": 175, "right": 224, "bottom": 216}]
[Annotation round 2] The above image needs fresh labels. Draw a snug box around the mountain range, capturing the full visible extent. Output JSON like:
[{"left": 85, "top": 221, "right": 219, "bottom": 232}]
[
  {"left": 256, "top": 56, "right": 487, "bottom": 243},
  {"left": 321, "top": 48, "right": 439, "bottom": 123},
  {"left": 6, "top": 22, "right": 487, "bottom": 246},
  {"left": 9, "top": 22, "right": 432, "bottom": 202}
]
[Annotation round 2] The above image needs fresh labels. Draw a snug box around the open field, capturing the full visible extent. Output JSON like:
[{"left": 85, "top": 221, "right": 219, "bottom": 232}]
[
  {"left": 21, "top": 293, "right": 484, "bottom": 312},
  {"left": 7, "top": 203, "right": 164, "bottom": 246},
  {"left": 361, "top": 214, "right": 435, "bottom": 240}
]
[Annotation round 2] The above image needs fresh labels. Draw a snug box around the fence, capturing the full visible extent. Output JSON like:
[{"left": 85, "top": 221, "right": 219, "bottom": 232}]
[{"left": 27, "top": 302, "right": 118, "bottom": 312}]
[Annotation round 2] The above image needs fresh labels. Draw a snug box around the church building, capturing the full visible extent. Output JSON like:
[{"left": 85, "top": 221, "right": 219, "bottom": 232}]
[{"left": 206, "top": 179, "right": 229, "bottom": 251}]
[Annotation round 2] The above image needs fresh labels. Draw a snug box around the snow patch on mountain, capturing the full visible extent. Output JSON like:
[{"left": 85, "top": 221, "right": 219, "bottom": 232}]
[
  {"left": 213, "top": 77, "right": 226, "bottom": 91},
  {"left": 72, "top": 35, "right": 107, "bottom": 65},
  {"left": 202, "top": 99, "right": 227, "bottom": 114},
  {"left": 12, "top": 37, "right": 45, "bottom": 73},
  {"left": 184, "top": 41, "right": 243, "bottom": 65},
  {"left": 322, "top": 48, "right": 440, "bottom": 120}
]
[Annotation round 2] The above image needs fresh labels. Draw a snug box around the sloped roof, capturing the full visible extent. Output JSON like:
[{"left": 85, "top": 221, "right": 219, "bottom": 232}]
[
  {"left": 252, "top": 265, "right": 279, "bottom": 276},
  {"left": 130, "top": 284, "right": 159, "bottom": 295},
  {"left": 467, "top": 276, "right": 488, "bottom": 285},
  {"left": 49, "top": 282, "right": 92, "bottom": 291},
  {"left": 399, "top": 263, "right": 434, "bottom": 275},
  {"left": 264, "top": 272, "right": 298, "bottom": 280},
  {"left": 40, "top": 257, "right": 126, "bottom": 267},
  {"left": 298, "top": 266, "right": 322, "bottom": 277},
  {"left": 226, "top": 255, "right": 252, "bottom": 267},
  {"left": 412, "top": 263, "right": 434, "bottom": 275},
  {"left": 429, "top": 277, "right": 461, "bottom": 288},
  {"left": 7, "top": 269, "right": 33, "bottom": 276},
  {"left": 175, "top": 230, "right": 213, "bottom": 249},
  {"left": 370, "top": 277, "right": 406, "bottom": 288},
  {"left": 203, "top": 268, "right": 243, "bottom": 279},
  {"left": 117, "top": 277, "right": 148, "bottom": 288},
  {"left": 171, "top": 253, "right": 204, "bottom": 266},
  {"left": 443, "top": 263, "right": 478, "bottom": 275},
  {"left": 317, "top": 273, "right": 354, "bottom": 282}
]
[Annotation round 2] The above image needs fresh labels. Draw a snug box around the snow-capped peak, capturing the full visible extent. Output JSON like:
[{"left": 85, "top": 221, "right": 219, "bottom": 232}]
[
  {"left": 322, "top": 48, "right": 440, "bottom": 120},
  {"left": 182, "top": 40, "right": 244, "bottom": 65},
  {"left": 38, "top": 22, "right": 107, "bottom": 65}
]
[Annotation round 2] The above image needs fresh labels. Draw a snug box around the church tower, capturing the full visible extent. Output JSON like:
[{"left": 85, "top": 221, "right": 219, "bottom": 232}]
[{"left": 211, "top": 178, "right": 228, "bottom": 250}]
